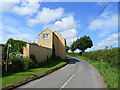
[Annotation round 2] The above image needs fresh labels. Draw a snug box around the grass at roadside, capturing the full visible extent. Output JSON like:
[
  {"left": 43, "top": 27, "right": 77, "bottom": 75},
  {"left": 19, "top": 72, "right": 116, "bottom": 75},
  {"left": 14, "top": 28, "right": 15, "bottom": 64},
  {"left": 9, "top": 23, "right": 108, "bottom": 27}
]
[
  {"left": 1, "top": 60, "right": 66, "bottom": 88},
  {"left": 67, "top": 53, "right": 118, "bottom": 88}
]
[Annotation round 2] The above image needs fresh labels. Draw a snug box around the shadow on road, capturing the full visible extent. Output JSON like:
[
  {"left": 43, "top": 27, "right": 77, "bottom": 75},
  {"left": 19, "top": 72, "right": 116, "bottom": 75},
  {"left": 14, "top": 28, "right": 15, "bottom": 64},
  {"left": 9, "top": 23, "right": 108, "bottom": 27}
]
[{"left": 66, "top": 56, "right": 80, "bottom": 64}]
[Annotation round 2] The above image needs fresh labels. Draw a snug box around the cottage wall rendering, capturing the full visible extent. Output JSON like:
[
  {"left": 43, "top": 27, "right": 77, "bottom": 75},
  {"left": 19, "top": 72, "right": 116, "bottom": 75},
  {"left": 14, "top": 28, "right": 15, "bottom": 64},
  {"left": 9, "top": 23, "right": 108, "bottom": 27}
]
[{"left": 23, "top": 28, "right": 66, "bottom": 62}]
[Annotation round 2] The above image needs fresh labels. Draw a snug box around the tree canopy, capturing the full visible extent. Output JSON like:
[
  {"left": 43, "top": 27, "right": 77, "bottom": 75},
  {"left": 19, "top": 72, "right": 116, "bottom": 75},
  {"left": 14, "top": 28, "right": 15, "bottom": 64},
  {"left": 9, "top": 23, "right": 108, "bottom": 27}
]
[
  {"left": 2, "top": 38, "right": 27, "bottom": 60},
  {"left": 76, "top": 36, "right": 93, "bottom": 53},
  {"left": 70, "top": 41, "right": 77, "bottom": 52},
  {"left": 66, "top": 46, "right": 69, "bottom": 52},
  {"left": 5, "top": 38, "right": 27, "bottom": 54},
  {"left": 70, "top": 36, "right": 93, "bottom": 54}
]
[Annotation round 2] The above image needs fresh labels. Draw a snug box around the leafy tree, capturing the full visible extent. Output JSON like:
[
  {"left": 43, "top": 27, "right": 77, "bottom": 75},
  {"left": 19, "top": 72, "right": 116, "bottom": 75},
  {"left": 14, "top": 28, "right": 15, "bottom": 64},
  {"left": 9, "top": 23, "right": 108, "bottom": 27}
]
[
  {"left": 76, "top": 36, "right": 93, "bottom": 54},
  {"left": 2, "top": 38, "right": 27, "bottom": 60},
  {"left": 66, "top": 46, "right": 69, "bottom": 52},
  {"left": 5, "top": 38, "right": 27, "bottom": 54},
  {"left": 70, "top": 41, "right": 77, "bottom": 52},
  {"left": 105, "top": 46, "right": 109, "bottom": 50}
]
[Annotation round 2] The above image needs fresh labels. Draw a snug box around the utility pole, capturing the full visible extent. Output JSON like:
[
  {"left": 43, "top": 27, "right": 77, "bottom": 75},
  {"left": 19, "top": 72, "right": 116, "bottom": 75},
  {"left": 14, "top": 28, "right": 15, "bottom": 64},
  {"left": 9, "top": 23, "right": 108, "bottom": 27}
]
[{"left": 5, "top": 44, "right": 11, "bottom": 72}]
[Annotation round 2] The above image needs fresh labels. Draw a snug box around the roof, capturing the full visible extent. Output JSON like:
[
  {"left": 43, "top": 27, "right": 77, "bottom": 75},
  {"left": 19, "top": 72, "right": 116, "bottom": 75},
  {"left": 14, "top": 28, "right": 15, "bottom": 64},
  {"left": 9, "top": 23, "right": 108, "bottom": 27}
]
[
  {"left": 53, "top": 31, "right": 65, "bottom": 40},
  {"left": 38, "top": 28, "right": 52, "bottom": 36},
  {"left": 38, "top": 28, "right": 66, "bottom": 40}
]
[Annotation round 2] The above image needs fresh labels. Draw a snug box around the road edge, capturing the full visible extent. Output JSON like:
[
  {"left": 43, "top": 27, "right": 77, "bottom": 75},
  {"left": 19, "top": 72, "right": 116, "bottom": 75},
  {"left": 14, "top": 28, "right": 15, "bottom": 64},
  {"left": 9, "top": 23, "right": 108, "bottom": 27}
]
[
  {"left": 2, "top": 62, "right": 68, "bottom": 90},
  {"left": 66, "top": 56, "right": 106, "bottom": 88}
]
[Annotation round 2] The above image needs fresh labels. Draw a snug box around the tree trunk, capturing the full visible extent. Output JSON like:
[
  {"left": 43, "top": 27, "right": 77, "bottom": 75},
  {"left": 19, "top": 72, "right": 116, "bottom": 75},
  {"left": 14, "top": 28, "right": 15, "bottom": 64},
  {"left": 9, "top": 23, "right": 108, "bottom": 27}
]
[
  {"left": 5, "top": 44, "right": 9, "bottom": 71},
  {"left": 81, "top": 50, "right": 85, "bottom": 55}
]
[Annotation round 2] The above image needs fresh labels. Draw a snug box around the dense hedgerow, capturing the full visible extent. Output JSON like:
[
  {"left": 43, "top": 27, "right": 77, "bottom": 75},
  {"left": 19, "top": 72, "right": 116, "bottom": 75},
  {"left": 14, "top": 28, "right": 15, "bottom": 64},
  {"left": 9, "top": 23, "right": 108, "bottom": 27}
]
[
  {"left": 82, "top": 48, "right": 119, "bottom": 66},
  {"left": 2, "top": 56, "right": 38, "bottom": 75},
  {"left": 67, "top": 47, "right": 119, "bottom": 88},
  {"left": 81, "top": 48, "right": 119, "bottom": 88}
]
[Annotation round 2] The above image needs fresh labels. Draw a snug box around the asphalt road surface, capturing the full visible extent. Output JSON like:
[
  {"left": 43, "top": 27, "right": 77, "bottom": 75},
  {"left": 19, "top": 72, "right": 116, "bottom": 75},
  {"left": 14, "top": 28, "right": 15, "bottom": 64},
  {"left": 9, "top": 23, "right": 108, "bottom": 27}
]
[{"left": 20, "top": 56, "right": 105, "bottom": 88}]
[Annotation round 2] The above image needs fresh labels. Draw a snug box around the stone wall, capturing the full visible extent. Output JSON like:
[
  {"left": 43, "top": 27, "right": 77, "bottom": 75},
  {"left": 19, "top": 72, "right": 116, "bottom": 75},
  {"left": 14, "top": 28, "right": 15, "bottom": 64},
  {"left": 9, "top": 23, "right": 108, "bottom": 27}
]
[{"left": 23, "top": 44, "right": 52, "bottom": 62}]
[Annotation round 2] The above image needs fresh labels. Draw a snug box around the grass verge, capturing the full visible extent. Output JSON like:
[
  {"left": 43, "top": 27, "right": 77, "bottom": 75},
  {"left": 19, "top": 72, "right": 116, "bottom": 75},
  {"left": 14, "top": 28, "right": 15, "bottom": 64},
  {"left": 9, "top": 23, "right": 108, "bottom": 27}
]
[
  {"left": 1, "top": 60, "right": 66, "bottom": 88},
  {"left": 67, "top": 53, "right": 118, "bottom": 88}
]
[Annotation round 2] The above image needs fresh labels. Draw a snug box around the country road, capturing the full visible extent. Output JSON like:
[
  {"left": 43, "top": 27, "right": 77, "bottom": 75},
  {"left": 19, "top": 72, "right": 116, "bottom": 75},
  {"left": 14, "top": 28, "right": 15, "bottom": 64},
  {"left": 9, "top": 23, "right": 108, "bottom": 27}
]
[{"left": 19, "top": 56, "right": 106, "bottom": 88}]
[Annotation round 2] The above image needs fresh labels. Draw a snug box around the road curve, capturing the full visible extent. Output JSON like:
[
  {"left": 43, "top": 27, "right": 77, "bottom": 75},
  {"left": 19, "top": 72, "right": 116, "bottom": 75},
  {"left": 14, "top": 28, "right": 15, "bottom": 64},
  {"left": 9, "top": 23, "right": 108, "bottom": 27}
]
[{"left": 19, "top": 56, "right": 106, "bottom": 88}]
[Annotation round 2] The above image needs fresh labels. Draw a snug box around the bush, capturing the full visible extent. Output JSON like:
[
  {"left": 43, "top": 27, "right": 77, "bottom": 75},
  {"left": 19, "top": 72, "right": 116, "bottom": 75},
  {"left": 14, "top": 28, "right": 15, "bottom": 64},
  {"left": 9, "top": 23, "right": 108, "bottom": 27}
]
[
  {"left": 2, "top": 55, "right": 39, "bottom": 76},
  {"left": 8, "top": 55, "right": 38, "bottom": 72},
  {"left": 10, "top": 56, "right": 30, "bottom": 71},
  {"left": 30, "top": 54, "right": 38, "bottom": 68},
  {"left": 82, "top": 48, "right": 119, "bottom": 66},
  {"left": 30, "top": 54, "right": 37, "bottom": 63}
]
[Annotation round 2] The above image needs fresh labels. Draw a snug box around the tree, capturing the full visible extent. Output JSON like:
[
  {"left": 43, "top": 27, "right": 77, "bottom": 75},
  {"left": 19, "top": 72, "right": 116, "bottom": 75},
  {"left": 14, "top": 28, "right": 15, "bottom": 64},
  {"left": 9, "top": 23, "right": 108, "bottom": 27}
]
[
  {"left": 76, "top": 36, "right": 93, "bottom": 54},
  {"left": 105, "top": 46, "right": 109, "bottom": 50},
  {"left": 5, "top": 38, "right": 27, "bottom": 54},
  {"left": 2, "top": 38, "right": 27, "bottom": 60},
  {"left": 70, "top": 41, "right": 77, "bottom": 52},
  {"left": 66, "top": 46, "right": 69, "bottom": 52}
]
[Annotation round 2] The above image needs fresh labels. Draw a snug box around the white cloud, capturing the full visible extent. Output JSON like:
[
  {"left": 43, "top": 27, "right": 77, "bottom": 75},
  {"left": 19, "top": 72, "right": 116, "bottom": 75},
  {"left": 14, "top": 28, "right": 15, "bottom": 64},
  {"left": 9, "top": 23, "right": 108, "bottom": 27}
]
[
  {"left": 1, "top": 0, "right": 79, "bottom": 46},
  {"left": 27, "top": 7, "right": 64, "bottom": 26},
  {"left": 67, "top": 37, "right": 77, "bottom": 46},
  {"left": 93, "top": 33, "right": 120, "bottom": 50},
  {"left": 1, "top": 0, "right": 41, "bottom": 2},
  {"left": 60, "top": 29, "right": 77, "bottom": 46},
  {"left": 45, "top": 16, "right": 79, "bottom": 46},
  {"left": 12, "top": 2, "right": 40, "bottom": 16},
  {"left": 45, "top": 16, "right": 78, "bottom": 31},
  {"left": 0, "top": 2, "right": 17, "bottom": 12},
  {"left": 0, "top": 0, "right": 41, "bottom": 16},
  {"left": 88, "top": 12, "right": 118, "bottom": 37},
  {"left": 85, "top": 48, "right": 93, "bottom": 52},
  {"left": 1, "top": 0, "right": 19, "bottom": 2},
  {"left": 60, "top": 29, "right": 77, "bottom": 39}
]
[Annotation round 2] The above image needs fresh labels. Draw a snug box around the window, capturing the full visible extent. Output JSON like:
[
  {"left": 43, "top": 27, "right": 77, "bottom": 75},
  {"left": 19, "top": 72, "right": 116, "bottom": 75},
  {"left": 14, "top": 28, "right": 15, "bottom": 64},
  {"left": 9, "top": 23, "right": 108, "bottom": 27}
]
[{"left": 43, "top": 34, "right": 49, "bottom": 39}]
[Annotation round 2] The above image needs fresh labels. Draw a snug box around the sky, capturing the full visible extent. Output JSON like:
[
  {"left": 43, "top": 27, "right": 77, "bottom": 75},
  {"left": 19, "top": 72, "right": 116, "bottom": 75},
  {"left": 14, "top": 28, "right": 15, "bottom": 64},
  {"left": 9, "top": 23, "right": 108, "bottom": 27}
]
[{"left": 0, "top": 0, "right": 119, "bottom": 52}]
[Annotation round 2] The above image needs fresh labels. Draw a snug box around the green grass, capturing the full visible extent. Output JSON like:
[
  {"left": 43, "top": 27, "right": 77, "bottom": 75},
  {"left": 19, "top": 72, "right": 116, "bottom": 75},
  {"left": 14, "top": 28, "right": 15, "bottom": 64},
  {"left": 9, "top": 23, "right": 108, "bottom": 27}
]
[
  {"left": 1, "top": 60, "right": 66, "bottom": 88},
  {"left": 67, "top": 53, "right": 80, "bottom": 57},
  {"left": 67, "top": 53, "right": 119, "bottom": 88}
]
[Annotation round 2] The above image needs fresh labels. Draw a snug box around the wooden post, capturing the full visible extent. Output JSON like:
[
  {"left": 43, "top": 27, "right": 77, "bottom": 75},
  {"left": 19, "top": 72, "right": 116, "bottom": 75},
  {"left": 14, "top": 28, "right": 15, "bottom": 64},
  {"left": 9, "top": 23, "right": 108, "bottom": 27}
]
[{"left": 5, "top": 44, "right": 10, "bottom": 71}]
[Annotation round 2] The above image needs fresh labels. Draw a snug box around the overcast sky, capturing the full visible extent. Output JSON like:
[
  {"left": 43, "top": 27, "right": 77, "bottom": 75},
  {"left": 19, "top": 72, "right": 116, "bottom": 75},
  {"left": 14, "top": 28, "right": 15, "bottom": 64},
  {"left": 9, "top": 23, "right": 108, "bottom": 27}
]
[{"left": 0, "top": 0, "right": 119, "bottom": 51}]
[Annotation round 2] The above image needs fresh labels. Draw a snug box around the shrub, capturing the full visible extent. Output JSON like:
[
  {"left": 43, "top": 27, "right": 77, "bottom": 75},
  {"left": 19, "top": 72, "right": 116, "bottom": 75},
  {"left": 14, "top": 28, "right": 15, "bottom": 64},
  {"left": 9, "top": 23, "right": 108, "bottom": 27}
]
[
  {"left": 30, "top": 54, "right": 38, "bottom": 68},
  {"left": 2, "top": 61, "right": 5, "bottom": 73},
  {"left": 10, "top": 56, "right": 28, "bottom": 71},
  {"left": 30, "top": 54, "right": 37, "bottom": 63},
  {"left": 9, "top": 55, "right": 37, "bottom": 71},
  {"left": 82, "top": 48, "right": 119, "bottom": 66}
]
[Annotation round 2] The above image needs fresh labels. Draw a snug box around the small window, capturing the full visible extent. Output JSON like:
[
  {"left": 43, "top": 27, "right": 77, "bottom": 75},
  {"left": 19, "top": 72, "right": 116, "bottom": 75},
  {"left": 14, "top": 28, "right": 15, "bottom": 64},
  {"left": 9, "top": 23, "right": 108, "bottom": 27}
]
[{"left": 43, "top": 34, "right": 49, "bottom": 39}]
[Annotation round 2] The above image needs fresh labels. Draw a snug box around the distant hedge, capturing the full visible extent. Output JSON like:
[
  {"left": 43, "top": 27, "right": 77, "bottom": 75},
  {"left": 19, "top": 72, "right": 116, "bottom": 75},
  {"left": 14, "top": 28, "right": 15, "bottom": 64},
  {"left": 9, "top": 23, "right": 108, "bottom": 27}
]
[{"left": 82, "top": 48, "right": 119, "bottom": 66}]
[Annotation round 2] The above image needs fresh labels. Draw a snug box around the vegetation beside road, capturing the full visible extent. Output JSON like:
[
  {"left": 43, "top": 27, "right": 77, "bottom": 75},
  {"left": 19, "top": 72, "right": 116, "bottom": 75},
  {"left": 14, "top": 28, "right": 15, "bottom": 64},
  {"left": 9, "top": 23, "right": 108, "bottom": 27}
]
[
  {"left": 67, "top": 47, "right": 119, "bottom": 88},
  {"left": 1, "top": 58, "right": 67, "bottom": 88},
  {"left": 1, "top": 38, "right": 68, "bottom": 88}
]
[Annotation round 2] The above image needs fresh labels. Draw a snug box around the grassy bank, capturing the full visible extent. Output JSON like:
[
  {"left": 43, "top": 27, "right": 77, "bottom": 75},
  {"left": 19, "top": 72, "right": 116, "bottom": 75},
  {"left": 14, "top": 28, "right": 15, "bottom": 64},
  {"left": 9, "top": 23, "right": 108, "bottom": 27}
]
[
  {"left": 67, "top": 51, "right": 119, "bottom": 88},
  {"left": 1, "top": 59, "right": 66, "bottom": 88}
]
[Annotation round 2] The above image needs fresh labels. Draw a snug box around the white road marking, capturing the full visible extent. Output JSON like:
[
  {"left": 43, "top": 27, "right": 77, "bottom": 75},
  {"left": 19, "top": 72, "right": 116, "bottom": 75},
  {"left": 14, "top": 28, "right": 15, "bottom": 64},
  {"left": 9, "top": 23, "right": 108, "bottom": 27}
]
[{"left": 60, "top": 74, "right": 75, "bottom": 90}]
